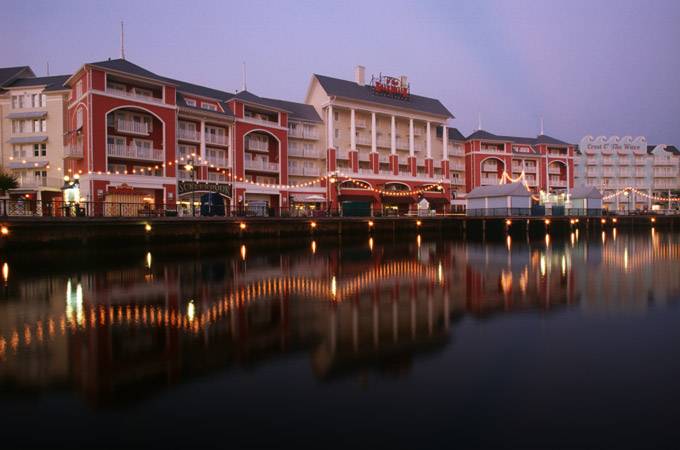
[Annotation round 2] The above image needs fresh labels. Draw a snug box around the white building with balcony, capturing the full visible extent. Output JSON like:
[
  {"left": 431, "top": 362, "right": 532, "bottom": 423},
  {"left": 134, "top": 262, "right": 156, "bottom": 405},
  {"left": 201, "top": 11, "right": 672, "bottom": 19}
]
[{"left": 575, "top": 136, "right": 680, "bottom": 211}]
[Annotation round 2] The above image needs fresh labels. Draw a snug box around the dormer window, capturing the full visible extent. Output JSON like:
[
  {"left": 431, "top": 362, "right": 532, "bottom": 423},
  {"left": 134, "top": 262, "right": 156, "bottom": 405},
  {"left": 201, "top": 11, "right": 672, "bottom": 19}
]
[
  {"left": 185, "top": 98, "right": 197, "bottom": 107},
  {"left": 202, "top": 102, "right": 217, "bottom": 111}
]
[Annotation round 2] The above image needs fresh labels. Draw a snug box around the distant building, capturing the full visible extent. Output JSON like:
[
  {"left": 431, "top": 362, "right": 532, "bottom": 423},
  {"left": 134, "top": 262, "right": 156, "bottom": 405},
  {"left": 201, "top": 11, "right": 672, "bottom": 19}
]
[{"left": 575, "top": 136, "right": 680, "bottom": 211}]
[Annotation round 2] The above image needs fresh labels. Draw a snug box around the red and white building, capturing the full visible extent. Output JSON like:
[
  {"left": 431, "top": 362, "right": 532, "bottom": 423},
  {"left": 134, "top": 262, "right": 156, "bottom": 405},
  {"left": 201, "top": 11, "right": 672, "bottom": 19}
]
[{"left": 464, "top": 129, "right": 575, "bottom": 195}]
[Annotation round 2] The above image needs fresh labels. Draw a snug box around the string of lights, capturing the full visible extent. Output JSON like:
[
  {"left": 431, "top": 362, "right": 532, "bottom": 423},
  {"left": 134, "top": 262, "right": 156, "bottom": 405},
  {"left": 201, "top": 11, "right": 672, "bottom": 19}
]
[{"left": 602, "top": 187, "right": 680, "bottom": 202}]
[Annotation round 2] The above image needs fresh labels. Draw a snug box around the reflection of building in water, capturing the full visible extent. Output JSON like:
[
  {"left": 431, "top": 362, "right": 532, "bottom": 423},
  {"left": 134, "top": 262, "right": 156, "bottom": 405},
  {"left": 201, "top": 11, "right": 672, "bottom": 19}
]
[{"left": 1, "top": 234, "right": 679, "bottom": 406}]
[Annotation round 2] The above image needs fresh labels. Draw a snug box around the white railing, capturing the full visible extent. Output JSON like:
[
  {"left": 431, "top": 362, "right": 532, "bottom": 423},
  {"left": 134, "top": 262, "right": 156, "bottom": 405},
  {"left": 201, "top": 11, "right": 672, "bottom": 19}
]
[
  {"left": 178, "top": 170, "right": 191, "bottom": 180},
  {"left": 602, "top": 158, "right": 614, "bottom": 165},
  {"left": 376, "top": 138, "right": 391, "bottom": 148},
  {"left": 245, "top": 159, "right": 279, "bottom": 172},
  {"left": 396, "top": 138, "right": 409, "bottom": 150},
  {"left": 480, "top": 147, "right": 505, "bottom": 153},
  {"left": 586, "top": 158, "right": 598, "bottom": 165},
  {"left": 586, "top": 170, "right": 600, "bottom": 177},
  {"left": 451, "top": 164, "right": 465, "bottom": 171},
  {"left": 356, "top": 136, "right": 372, "bottom": 146},
  {"left": 549, "top": 168, "right": 562, "bottom": 174},
  {"left": 654, "top": 169, "right": 677, "bottom": 177},
  {"left": 288, "top": 128, "right": 320, "bottom": 139},
  {"left": 65, "top": 144, "right": 83, "bottom": 158},
  {"left": 247, "top": 138, "right": 268, "bottom": 152},
  {"left": 337, "top": 150, "right": 349, "bottom": 160},
  {"left": 205, "top": 133, "right": 228, "bottom": 146},
  {"left": 177, "top": 129, "right": 200, "bottom": 141},
  {"left": 288, "top": 166, "right": 304, "bottom": 176},
  {"left": 654, "top": 157, "right": 675, "bottom": 165},
  {"left": 358, "top": 168, "right": 375, "bottom": 176},
  {"left": 481, "top": 164, "right": 498, "bottom": 172},
  {"left": 288, "top": 147, "right": 320, "bottom": 158},
  {"left": 107, "top": 143, "right": 164, "bottom": 161},
  {"left": 618, "top": 157, "right": 630, "bottom": 165},
  {"left": 635, "top": 158, "right": 646, "bottom": 165},
  {"left": 550, "top": 179, "right": 567, "bottom": 187},
  {"left": 355, "top": 119, "right": 367, "bottom": 128},
  {"left": 106, "top": 87, "right": 163, "bottom": 104},
  {"left": 17, "top": 176, "right": 48, "bottom": 188},
  {"left": 244, "top": 116, "right": 279, "bottom": 128},
  {"left": 205, "top": 155, "right": 228, "bottom": 167},
  {"left": 207, "top": 173, "right": 227, "bottom": 183},
  {"left": 117, "top": 119, "right": 149, "bottom": 135},
  {"left": 480, "top": 176, "right": 499, "bottom": 185}
]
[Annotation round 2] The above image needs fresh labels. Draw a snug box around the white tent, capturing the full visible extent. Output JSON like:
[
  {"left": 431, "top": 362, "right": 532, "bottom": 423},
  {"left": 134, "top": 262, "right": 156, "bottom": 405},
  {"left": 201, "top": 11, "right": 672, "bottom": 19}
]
[
  {"left": 466, "top": 182, "right": 532, "bottom": 215},
  {"left": 570, "top": 186, "right": 602, "bottom": 211}
]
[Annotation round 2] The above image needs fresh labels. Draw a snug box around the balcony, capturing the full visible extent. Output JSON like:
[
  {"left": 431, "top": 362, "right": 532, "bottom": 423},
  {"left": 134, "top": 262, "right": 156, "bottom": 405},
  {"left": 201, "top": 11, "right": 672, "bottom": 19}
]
[
  {"left": 635, "top": 157, "right": 646, "bottom": 165},
  {"left": 358, "top": 168, "right": 375, "bottom": 176},
  {"left": 117, "top": 119, "right": 149, "bottom": 135},
  {"left": 289, "top": 146, "right": 321, "bottom": 159},
  {"left": 106, "top": 87, "right": 163, "bottom": 104},
  {"left": 336, "top": 150, "right": 349, "bottom": 160},
  {"left": 289, "top": 166, "right": 321, "bottom": 177},
  {"left": 550, "top": 179, "right": 567, "bottom": 187},
  {"left": 602, "top": 158, "right": 614, "bottom": 165},
  {"left": 654, "top": 156, "right": 675, "bottom": 166},
  {"left": 207, "top": 173, "right": 228, "bottom": 183},
  {"left": 246, "top": 138, "right": 269, "bottom": 152},
  {"left": 355, "top": 119, "right": 367, "bottom": 128},
  {"left": 480, "top": 176, "right": 500, "bottom": 185},
  {"left": 205, "top": 155, "right": 228, "bottom": 167},
  {"left": 586, "top": 158, "right": 598, "bottom": 165},
  {"left": 356, "top": 135, "right": 372, "bottom": 146},
  {"left": 288, "top": 127, "right": 320, "bottom": 140},
  {"left": 451, "top": 163, "right": 465, "bottom": 171},
  {"left": 107, "top": 143, "right": 164, "bottom": 161},
  {"left": 244, "top": 116, "right": 279, "bottom": 128},
  {"left": 549, "top": 167, "right": 562, "bottom": 175},
  {"left": 177, "top": 129, "right": 200, "bottom": 141},
  {"left": 618, "top": 157, "right": 630, "bottom": 165},
  {"left": 586, "top": 169, "right": 600, "bottom": 177},
  {"left": 15, "top": 176, "right": 59, "bottom": 188},
  {"left": 480, "top": 146, "right": 505, "bottom": 154},
  {"left": 245, "top": 159, "right": 279, "bottom": 172},
  {"left": 65, "top": 143, "right": 83, "bottom": 158},
  {"left": 654, "top": 169, "right": 677, "bottom": 177},
  {"left": 481, "top": 163, "right": 498, "bottom": 172},
  {"left": 205, "top": 133, "right": 228, "bottom": 146}
]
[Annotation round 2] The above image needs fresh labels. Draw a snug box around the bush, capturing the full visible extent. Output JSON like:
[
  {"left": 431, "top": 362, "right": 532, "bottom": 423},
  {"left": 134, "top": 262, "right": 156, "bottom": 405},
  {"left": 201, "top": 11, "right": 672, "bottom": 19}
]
[{"left": 0, "top": 169, "right": 18, "bottom": 194}]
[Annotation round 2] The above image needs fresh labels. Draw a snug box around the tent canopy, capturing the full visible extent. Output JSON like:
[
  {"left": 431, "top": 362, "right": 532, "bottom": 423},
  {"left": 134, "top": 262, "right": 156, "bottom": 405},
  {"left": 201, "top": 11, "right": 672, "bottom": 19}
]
[
  {"left": 570, "top": 185, "right": 603, "bottom": 199},
  {"left": 466, "top": 182, "right": 531, "bottom": 199}
]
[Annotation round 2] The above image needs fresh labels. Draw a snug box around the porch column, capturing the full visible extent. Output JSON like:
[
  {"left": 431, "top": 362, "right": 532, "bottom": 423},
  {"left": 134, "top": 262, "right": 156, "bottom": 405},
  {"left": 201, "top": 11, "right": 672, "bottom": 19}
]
[
  {"left": 426, "top": 121, "right": 432, "bottom": 158},
  {"left": 390, "top": 116, "right": 398, "bottom": 175},
  {"left": 350, "top": 109, "right": 356, "bottom": 150},
  {"left": 425, "top": 121, "right": 433, "bottom": 177},
  {"left": 371, "top": 112, "right": 377, "bottom": 153},
  {"left": 408, "top": 118, "right": 416, "bottom": 177},
  {"left": 327, "top": 105, "right": 334, "bottom": 149},
  {"left": 200, "top": 120, "right": 206, "bottom": 180}
]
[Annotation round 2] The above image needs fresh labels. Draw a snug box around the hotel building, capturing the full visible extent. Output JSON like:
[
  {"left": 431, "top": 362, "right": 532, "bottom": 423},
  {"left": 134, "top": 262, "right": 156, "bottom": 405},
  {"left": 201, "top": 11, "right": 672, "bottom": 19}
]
[
  {"left": 463, "top": 129, "right": 576, "bottom": 195},
  {"left": 306, "top": 66, "right": 462, "bottom": 213},
  {"left": 575, "top": 136, "right": 680, "bottom": 211},
  {"left": 0, "top": 67, "right": 70, "bottom": 204}
]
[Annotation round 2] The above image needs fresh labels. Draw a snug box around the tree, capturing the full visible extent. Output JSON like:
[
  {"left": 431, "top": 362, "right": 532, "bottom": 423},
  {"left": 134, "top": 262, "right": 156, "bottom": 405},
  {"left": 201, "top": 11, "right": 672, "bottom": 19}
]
[{"left": 0, "top": 169, "right": 18, "bottom": 194}]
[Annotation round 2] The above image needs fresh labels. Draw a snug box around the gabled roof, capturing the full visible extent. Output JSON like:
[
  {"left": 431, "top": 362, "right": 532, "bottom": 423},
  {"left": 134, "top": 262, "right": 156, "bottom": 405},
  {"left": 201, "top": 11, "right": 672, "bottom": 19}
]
[
  {"left": 259, "top": 97, "right": 322, "bottom": 123},
  {"left": 165, "top": 77, "right": 234, "bottom": 101},
  {"left": 87, "top": 58, "right": 172, "bottom": 84},
  {"left": 571, "top": 185, "right": 603, "bottom": 199},
  {"left": 435, "top": 126, "right": 466, "bottom": 141},
  {"left": 648, "top": 144, "right": 680, "bottom": 155},
  {"left": 0, "top": 66, "right": 34, "bottom": 87},
  {"left": 6, "top": 75, "right": 70, "bottom": 92},
  {"left": 313, "top": 74, "right": 454, "bottom": 118},
  {"left": 466, "top": 182, "right": 531, "bottom": 199},
  {"left": 176, "top": 93, "right": 234, "bottom": 119},
  {"left": 466, "top": 129, "right": 571, "bottom": 146}
]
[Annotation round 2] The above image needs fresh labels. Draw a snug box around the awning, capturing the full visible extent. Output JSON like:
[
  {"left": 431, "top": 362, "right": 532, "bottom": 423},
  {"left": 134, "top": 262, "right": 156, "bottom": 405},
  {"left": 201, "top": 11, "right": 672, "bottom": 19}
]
[
  {"left": 9, "top": 161, "right": 49, "bottom": 169},
  {"left": 7, "top": 111, "right": 47, "bottom": 120},
  {"left": 294, "top": 194, "right": 327, "bottom": 203},
  {"left": 8, "top": 135, "right": 48, "bottom": 144}
]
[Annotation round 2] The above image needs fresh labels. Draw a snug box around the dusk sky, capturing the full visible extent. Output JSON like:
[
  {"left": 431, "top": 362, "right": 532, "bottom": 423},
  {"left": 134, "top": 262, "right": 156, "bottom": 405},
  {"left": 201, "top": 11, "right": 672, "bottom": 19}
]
[{"left": 3, "top": 0, "right": 679, "bottom": 144}]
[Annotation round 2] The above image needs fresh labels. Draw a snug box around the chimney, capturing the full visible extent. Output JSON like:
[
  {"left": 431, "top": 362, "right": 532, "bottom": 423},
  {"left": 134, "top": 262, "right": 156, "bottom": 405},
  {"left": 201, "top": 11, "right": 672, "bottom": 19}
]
[
  {"left": 400, "top": 75, "right": 408, "bottom": 87},
  {"left": 355, "top": 65, "right": 365, "bottom": 86}
]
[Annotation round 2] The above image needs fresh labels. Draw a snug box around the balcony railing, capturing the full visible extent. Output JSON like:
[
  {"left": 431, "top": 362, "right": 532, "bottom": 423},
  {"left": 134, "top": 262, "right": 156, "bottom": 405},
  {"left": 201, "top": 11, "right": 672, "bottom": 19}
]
[
  {"left": 288, "top": 146, "right": 321, "bottom": 158},
  {"left": 207, "top": 173, "right": 228, "bottom": 183},
  {"left": 654, "top": 157, "right": 675, "bottom": 166},
  {"left": 289, "top": 166, "right": 321, "bottom": 176},
  {"left": 205, "top": 133, "right": 228, "bottom": 146},
  {"left": 481, "top": 164, "right": 498, "bottom": 172},
  {"left": 288, "top": 128, "right": 320, "bottom": 139},
  {"left": 16, "top": 176, "right": 51, "bottom": 188},
  {"left": 247, "top": 138, "right": 269, "bottom": 152},
  {"left": 586, "top": 158, "right": 598, "bottom": 165},
  {"left": 107, "top": 143, "right": 164, "bottom": 161},
  {"left": 117, "top": 119, "right": 149, "bottom": 135},
  {"left": 355, "top": 119, "right": 367, "bottom": 128},
  {"left": 65, "top": 144, "right": 83, "bottom": 158},
  {"left": 356, "top": 136, "right": 372, "bottom": 146},
  {"left": 205, "top": 155, "right": 228, "bottom": 167},
  {"left": 244, "top": 116, "right": 279, "bottom": 128},
  {"left": 106, "top": 88, "right": 163, "bottom": 104},
  {"left": 245, "top": 159, "right": 279, "bottom": 172},
  {"left": 480, "top": 176, "right": 500, "bottom": 185},
  {"left": 550, "top": 179, "right": 567, "bottom": 187},
  {"left": 548, "top": 168, "right": 562, "bottom": 175},
  {"left": 177, "top": 129, "right": 200, "bottom": 141}
]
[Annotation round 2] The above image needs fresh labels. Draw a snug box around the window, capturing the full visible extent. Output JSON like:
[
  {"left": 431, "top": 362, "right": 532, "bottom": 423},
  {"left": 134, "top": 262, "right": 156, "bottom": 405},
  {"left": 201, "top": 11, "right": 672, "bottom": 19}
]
[
  {"left": 107, "top": 113, "right": 114, "bottom": 128},
  {"left": 76, "top": 109, "right": 84, "bottom": 129},
  {"left": 108, "top": 82, "right": 126, "bottom": 94},
  {"left": 107, "top": 135, "right": 126, "bottom": 148},
  {"left": 41, "top": 94, "right": 47, "bottom": 107},
  {"left": 334, "top": 111, "right": 338, "bottom": 121},
  {"left": 185, "top": 98, "right": 197, "bottom": 107},
  {"left": 41, "top": 119, "right": 47, "bottom": 132},
  {"left": 335, "top": 129, "right": 339, "bottom": 139},
  {"left": 178, "top": 144, "right": 196, "bottom": 158},
  {"left": 12, "top": 145, "right": 26, "bottom": 158},
  {"left": 75, "top": 80, "right": 83, "bottom": 98},
  {"left": 132, "top": 87, "right": 152, "bottom": 98},
  {"left": 34, "top": 170, "right": 47, "bottom": 178},
  {"left": 33, "top": 143, "right": 47, "bottom": 157},
  {"left": 108, "top": 163, "right": 127, "bottom": 174},
  {"left": 11, "top": 95, "right": 23, "bottom": 109},
  {"left": 201, "top": 102, "right": 217, "bottom": 111},
  {"left": 178, "top": 121, "right": 197, "bottom": 132}
]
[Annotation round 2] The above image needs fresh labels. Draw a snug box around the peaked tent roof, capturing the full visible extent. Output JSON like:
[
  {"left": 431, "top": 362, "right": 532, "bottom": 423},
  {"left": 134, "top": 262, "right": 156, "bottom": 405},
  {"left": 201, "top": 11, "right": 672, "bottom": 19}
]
[
  {"left": 6, "top": 75, "right": 70, "bottom": 91},
  {"left": 0, "top": 66, "right": 35, "bottom": 88},
  {"left": 466, "top": 182, "right": 531, "bottom": 199},
  {"left": 570, "top": 185, "right": 603, "bottom": 199},
  {"left": 313, "top": 74, "right": 454, "bottom": 118}
]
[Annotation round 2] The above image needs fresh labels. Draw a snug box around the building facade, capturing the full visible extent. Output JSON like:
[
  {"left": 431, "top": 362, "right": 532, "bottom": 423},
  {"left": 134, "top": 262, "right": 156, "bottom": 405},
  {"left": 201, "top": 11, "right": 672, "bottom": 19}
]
[
  {"left": 464, "top": 129, "right": 576, "bottom": 197},
  {"left": 575, "top": 136, "right": 680, "bottom": 211},
  {"left": 0, "top": 67, "right": 70, "bottom": 204}
]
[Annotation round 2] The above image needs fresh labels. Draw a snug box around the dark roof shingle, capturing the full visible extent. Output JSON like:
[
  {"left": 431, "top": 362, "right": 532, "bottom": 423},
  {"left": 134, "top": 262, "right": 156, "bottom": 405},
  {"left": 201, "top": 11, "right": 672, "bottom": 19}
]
[
  {"left": 87, "top": 58, "right": 171, "bottom": 84},
  {"left": 7, "top": 75, "right": 70, "bottom": 91},
  {"left": 314, "top": 74, "right": 453, "bottom": 118},
  {"left": 466, "top": 130, "right": 572, "bottom": 146},
  {"left": 0, "top": 66, "right": 34, "bottom": 88}
]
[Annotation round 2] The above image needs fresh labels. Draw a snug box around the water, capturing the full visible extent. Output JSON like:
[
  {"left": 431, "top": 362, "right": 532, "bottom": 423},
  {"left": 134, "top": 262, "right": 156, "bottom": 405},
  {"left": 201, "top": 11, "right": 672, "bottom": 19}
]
[{"left": 1, "top": 230, "right": 680, "bottom": 449}]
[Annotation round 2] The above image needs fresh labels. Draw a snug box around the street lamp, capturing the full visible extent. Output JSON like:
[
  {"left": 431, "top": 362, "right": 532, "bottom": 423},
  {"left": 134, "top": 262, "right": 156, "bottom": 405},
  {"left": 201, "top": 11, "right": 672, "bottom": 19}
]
[{"left": 185, "top": 159, "right": 195, "bottom": 216}]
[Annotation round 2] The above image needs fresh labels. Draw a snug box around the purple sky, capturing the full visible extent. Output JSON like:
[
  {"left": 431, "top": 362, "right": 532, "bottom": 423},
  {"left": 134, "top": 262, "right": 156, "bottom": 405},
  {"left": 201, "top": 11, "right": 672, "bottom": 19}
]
[{"left": 3, "top": 0, "right": 680, "bottom": 144}]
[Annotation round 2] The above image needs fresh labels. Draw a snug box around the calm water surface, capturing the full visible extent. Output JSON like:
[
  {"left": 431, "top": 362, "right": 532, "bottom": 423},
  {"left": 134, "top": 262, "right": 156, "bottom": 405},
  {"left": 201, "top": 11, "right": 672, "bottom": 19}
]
[{"left": 1, "top": 230, "right": 680, "bottom": 449}]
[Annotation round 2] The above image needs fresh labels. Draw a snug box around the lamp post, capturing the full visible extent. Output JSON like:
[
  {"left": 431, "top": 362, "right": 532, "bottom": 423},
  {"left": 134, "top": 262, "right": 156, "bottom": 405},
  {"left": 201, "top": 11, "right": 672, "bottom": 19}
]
[{"left": 185, "top": 159, "right": 195, "bottom": 216}]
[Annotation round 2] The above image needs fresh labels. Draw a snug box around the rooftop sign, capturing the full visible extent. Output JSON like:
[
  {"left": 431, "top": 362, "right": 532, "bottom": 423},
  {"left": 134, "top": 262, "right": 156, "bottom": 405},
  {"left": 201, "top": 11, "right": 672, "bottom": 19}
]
[{"left": 371, "top": 74, "right": 410, "bottom": 100}]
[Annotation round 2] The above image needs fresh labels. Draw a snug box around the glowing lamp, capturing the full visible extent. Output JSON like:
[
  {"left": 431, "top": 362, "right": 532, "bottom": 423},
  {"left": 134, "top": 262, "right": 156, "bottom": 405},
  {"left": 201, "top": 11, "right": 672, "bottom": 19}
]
[
  {"left": 0, "top": 226, "right": 8, "bottom": 236},
  {"left": 144, "top": 224, "right": 152, "bottom": 232},
  {"left": 310, "top": 221, "right": 317, "bottom": 228},
  {"left": 239, "top": 222, "right": 246, "bottom": 230},
  {"left": 544, "top": 219, "right": 551, "bottom": 225},
  {"left": 505, "top": 220, "right": 512, "bottom": 226}
]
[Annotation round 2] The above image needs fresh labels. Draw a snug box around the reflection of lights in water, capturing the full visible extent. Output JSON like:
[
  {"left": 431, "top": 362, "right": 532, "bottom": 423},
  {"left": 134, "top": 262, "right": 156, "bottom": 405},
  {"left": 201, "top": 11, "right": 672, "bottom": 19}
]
[
  {"left": 602, "top": 231, "right": 606, "bottom": 244},
  {"left": 311, "top": 240, "right": 317, "bottom": 254},
  {"left": 65, "top": 279, "right": 84, "bottom": 326},
  {"left": 506, "top": 235, "right": 511, "bottom": 251},
  {"left": 2, "top": 262, "right": 8, "bottom": 283},
  {"left": 575, "top": 228, "right": 579, "bottom": 240},
  {"left": 561, "top": 255, "right": 566, "bottom": 276},
  {"left": 187, "top": 300, "right": 195, "bottom": 322},
  {"left": 519, "top": 267, "right": 528, "bottom": 293},
  {"left": 437, "top": 262, "right": 443, "bottom": 285},
  {"left": 570, "top": 232, "right": 575, "bottom": 247},
  {"left": 416, "top": 234, "right": 421, "bottom": 248},
  {"left": 540, "top": 255, "right": 546, "bottom": 276},
  {"left": 330, "top": 276, "right": 337, "bottom": 299},
  {"left": 545, "top": 234, "right": 550, "bottom": 247},
  {"left": 240, "top": 244, "right": 247, "bottom": 261},
  {"left": 145, "top": 252, "right": 152, "bottom": 269},
  {"left": 500, "top": 270, "right": 512, "bottom": 295},
  {"left": 624, "top": 248, "right": 629, "bottom": 270},
  {"left": 368, "top": 237, "right": 374, "bottom": 251},
  {"left": 613, "top": 228, "right": 617, "bottom": 241}
]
